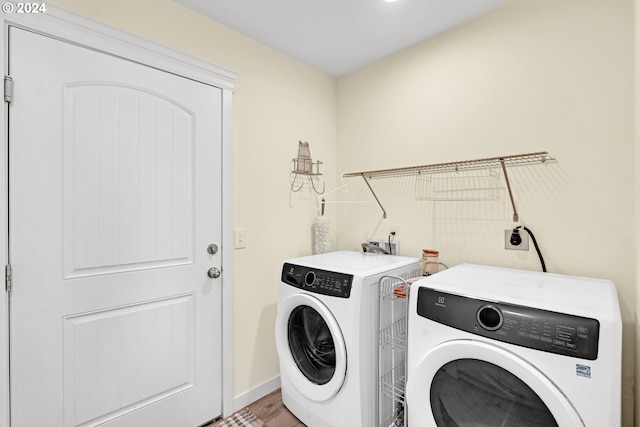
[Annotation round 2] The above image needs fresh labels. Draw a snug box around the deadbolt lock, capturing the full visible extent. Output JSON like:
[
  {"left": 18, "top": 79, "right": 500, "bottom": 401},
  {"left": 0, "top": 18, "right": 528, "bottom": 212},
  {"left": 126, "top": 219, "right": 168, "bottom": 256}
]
[{"left": 207, "top": 244, "right": 219, "bottom": 255}]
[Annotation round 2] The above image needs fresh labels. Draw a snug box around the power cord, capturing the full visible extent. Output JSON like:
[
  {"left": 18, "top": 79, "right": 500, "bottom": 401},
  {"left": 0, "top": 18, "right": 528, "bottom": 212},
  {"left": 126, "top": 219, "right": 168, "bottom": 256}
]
[
  {"left": 511, "top": 226, "right": 547, "bottom": 272},
  {"left": 388, "top": 232, "right": 396, "bottom": 255}
]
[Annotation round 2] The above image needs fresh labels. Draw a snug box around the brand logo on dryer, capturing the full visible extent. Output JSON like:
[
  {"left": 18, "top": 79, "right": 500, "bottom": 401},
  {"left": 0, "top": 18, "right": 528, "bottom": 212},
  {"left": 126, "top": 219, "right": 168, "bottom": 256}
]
[
  {"left": 435, "top": 296, "right": 446, "bottom": 308},
  {"left": 576, "top": 364, "right": 591, "bottom": 378}
]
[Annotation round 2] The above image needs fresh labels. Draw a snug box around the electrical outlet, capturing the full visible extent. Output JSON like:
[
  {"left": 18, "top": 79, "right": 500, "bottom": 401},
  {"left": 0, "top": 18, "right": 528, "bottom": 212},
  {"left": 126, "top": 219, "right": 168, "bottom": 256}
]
[
  {"left": 367, "top": 238, "right": 400, "bottom": 255},
  {"left": 505, "top": 229, "right": 529, "bottom": 251}
]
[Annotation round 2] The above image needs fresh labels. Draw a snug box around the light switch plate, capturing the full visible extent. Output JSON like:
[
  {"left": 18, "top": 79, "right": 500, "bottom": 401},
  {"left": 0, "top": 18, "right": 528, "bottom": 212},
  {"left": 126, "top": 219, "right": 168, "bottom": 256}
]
[{"left": 234, "top": 228, "right": 246, "bottom": 249}]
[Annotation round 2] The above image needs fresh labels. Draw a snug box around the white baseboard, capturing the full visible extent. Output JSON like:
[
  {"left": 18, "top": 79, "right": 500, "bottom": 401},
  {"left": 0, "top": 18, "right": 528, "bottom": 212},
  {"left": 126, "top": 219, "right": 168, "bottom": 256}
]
[{"left": 233, "top": 375, "right": 281, "bottom": 412}]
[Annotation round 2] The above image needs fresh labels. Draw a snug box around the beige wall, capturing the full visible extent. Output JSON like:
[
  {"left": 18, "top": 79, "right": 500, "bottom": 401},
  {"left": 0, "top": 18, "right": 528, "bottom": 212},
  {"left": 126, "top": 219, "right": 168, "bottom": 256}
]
[
  {"left": 47, "top": 0, "right": 338, "bottom": 400},
  {"left": 336, "top": 0, "right": 635, "bottom": 424}
]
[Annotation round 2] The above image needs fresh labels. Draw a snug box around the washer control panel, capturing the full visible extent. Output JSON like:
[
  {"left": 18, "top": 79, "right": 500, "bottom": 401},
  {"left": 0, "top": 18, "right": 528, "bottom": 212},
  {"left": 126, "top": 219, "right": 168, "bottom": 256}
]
[
  {"left": 282, "top": 263, "right": 353, "bottom": 298},
  {"left": 417, "top": 287, "right": 600, "bottom": 360}
]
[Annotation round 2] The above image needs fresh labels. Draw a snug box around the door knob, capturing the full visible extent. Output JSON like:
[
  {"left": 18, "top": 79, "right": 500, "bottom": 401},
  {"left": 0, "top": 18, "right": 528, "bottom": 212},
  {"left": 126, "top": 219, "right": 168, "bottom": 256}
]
[{"left": 207, "top": 267, "right": 221, "bottom": 279}]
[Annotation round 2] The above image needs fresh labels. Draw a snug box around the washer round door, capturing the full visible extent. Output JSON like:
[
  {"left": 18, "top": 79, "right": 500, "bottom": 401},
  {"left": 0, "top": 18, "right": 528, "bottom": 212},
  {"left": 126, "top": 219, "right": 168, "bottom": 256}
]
[
  {"left": 275, "top": 293, "right": 347, "bottom": 402},
  {"left": 406, "top": 340, "right": 585, "bottom": 427}
]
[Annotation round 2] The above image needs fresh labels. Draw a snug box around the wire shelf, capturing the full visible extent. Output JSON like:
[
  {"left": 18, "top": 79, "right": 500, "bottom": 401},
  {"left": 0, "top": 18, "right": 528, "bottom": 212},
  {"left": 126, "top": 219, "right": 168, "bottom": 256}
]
[
  {"left": 341, "top": 151, "right": 555, "bottom": 220},
  {"left": 380, "top": 318, "right": 406, "bottom": 349},
  {"left": 378, "top": 270, "right": 420, "bottom": 427},
  {"left": 415, "top": 169, "right": 501, "bottom": 201},
  {"left": 379, "top": 360, "right": 406, "bottom": 427},
  {"left": 343, "top": 151, "right": 554, "bottom": 180},
  {"left": 379, "top": 273, "right": 421, "bottom": 299},
  {"left": 289, "top": 159, "right": 325, "bottom": 194},
  {"left": 380, "top": 360, "right": 406, "bottom": 402},
  {"left": 291, "top": 158, "right": 323, "bottom": 176}
]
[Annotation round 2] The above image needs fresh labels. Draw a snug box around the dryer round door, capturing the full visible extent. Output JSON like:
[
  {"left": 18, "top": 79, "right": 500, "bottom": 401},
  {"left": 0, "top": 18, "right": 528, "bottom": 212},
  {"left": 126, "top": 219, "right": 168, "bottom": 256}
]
[
  {"left": 406, "top": 340, "right": 584, "bottom": 427},
  {"left": 275, "top": 293, "right": 347, "bottom": 402}
]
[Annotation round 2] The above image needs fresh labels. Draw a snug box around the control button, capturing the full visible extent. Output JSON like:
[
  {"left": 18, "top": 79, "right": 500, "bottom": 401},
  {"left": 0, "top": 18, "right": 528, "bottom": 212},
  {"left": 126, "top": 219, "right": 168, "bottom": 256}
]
[
  {"left": 577, "top": 333, "right": 589, "bottom": 340},
  {"left": 477, "top": 305, "right": 504, "bottom": 331},
  {"left": 577, "top": 326, "right": 589, "bottom": 334},
  {"left": 304, "top": 271, "right": 316, "bottom": 286},
  {"left": 540, "top": 336, "right": 552, "bottom": 343}
]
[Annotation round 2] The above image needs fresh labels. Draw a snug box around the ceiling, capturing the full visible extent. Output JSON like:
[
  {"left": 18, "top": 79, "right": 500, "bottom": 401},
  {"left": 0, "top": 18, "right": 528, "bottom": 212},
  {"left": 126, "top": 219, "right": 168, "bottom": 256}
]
[{"left": 175, "top": 0, "right": 509, "bottom": 77}]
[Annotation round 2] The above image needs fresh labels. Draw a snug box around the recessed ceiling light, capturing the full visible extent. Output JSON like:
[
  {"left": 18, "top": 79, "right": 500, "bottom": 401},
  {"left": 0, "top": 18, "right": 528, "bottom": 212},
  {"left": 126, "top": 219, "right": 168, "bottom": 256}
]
[{"left": 384, "top": 0, "right": 400, "bottom": 3}]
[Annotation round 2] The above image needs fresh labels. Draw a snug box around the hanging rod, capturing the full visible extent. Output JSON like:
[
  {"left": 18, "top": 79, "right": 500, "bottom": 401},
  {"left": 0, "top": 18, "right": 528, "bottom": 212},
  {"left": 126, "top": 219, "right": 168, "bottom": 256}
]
[
  {"left": 342, "top": 151, "right": 555, "bottom": 220},
  {"left": 342, "top": 151, "right": 554, "bottom": 179}
]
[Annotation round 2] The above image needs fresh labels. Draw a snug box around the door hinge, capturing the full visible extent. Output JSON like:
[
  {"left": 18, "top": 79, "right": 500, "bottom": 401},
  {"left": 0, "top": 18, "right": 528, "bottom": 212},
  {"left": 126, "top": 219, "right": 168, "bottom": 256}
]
[
  {"left": 5, "top": 264, "right": 12, "bottom": 292},
  {"left": 4, "top": 75, "right": 13, "bottom": 103}
]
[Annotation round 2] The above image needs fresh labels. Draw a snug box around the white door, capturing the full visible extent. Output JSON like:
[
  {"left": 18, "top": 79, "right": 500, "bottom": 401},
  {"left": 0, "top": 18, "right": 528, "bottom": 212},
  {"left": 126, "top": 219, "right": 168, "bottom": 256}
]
[{"left": 8, "top": 27, "right": 223, "bottom": 426}]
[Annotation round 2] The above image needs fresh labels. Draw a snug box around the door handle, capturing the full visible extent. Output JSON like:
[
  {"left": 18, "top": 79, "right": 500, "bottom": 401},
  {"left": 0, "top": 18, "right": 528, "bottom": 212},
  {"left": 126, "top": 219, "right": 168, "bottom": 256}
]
[{"left": 207, "top": 267, "right": 221, "bottom": 279}]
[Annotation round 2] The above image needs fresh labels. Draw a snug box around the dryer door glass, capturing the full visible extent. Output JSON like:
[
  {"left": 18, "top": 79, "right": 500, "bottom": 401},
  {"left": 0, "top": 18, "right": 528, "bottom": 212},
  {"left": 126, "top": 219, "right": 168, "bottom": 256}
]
[
  {"left": 430, "top": 359, "right": 558, "bottom": 427},
  {"left": 288, "top": 305, "right": 336, "bottom": 385}
]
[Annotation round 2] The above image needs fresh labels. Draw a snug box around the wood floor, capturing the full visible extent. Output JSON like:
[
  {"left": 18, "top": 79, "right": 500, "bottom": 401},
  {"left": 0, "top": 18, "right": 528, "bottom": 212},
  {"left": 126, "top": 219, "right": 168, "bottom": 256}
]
[{"left": 212, "top": 388, "right": 306, "bottom": 427}]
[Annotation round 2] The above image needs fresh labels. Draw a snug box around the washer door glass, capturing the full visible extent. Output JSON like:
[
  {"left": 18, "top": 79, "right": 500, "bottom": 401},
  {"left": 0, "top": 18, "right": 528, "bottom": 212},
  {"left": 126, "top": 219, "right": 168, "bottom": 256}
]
[
  {"left": 288, "top": 305, "right": 336, "bottom": 385},
  {"left": 430, "top": 358, "right": 558, "bottom": 427},
  {"left": 275, "top": 292, "right": 347, "bottom": 402},
  {"left": 405, "top": 340, "right": 584, "bottom": 426}
]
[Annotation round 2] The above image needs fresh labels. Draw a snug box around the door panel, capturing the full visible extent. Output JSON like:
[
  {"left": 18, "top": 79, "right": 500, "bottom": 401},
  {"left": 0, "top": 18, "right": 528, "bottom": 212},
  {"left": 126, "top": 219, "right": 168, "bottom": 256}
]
[
  {"left": 63, "top": 294, "right": 194, "bottom": 426},
  {"left": 9, "top": 27, "right": 222, "bottom": 427},
  {"left": 62, "top": 83, "right": 195, "bottom": 278}
]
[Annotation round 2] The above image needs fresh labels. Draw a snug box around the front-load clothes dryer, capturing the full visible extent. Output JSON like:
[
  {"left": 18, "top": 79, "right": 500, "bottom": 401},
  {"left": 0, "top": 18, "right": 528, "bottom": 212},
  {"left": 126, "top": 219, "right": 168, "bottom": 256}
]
[
  {"left": 406, "top": 263, "right": 621, "bottom": 427},
  {"left": 276, "top": 251, "right": 421, "bottom": 427}
]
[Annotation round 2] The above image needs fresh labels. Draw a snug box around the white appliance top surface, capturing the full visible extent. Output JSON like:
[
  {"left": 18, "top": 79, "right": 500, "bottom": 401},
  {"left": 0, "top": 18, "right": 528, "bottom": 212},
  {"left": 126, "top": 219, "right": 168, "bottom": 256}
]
[
  {"left": 284, "top": 251, "right": 419, "bottom": 277},
  {"left": 420, "top": 263, "right": 620, "bottom": 320}
]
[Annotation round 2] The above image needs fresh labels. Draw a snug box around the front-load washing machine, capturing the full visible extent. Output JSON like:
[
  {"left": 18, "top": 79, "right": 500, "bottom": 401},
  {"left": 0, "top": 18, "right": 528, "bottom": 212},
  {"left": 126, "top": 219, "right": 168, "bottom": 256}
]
[
  {"left": 406, "top": 263, "right": 621, "bottom": 427},
  {"left": 276, "top": 251, "right": 421, "bottom": 427}
]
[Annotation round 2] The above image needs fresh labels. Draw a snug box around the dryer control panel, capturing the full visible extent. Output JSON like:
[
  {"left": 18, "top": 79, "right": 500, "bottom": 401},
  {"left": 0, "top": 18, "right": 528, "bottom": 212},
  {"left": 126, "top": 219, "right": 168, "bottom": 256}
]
[
  {"left": 282, "top": 263, "right": 353, "bottom": 298},
  {"left": 417, "top": 287, "right": 600, "bottom": 360}
]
